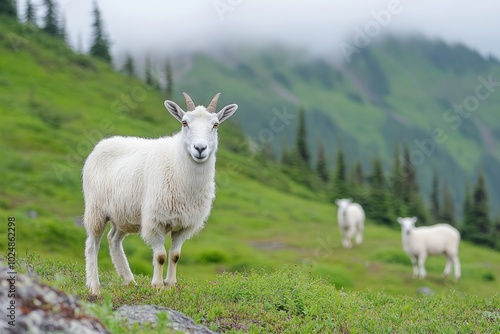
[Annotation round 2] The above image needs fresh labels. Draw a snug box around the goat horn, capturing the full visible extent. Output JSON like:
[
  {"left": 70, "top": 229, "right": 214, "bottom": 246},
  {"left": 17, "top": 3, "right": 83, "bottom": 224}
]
[
  {"left": 183, "top": 92, "right": 196, "bottom": 111},
  {"left": 206, "top": 93, "right": 221, "bottom": 113}
]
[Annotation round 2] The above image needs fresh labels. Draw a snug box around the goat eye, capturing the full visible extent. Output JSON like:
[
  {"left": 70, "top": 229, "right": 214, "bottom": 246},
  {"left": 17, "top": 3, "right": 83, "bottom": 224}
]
[
  {"left": 213, "top": 123, "right": 219, "bottom": 129},
  {"left": 182, "top": 121, "right": 188, "bottom": 127}
]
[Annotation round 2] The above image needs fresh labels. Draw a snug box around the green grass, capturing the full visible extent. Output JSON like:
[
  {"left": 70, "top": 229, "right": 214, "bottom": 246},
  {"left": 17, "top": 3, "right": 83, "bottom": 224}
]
[{"left": 12, "top": 257, "right": 500, "bottom": 333}]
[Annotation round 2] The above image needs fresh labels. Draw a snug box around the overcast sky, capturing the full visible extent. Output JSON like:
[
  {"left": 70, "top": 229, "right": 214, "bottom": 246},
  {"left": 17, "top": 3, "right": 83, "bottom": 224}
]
[{"left": 24, "top": 0, "right": 500, "bottom": 63}]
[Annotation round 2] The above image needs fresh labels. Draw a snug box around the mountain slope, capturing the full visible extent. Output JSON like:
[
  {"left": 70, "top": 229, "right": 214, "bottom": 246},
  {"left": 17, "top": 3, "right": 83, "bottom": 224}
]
[
  {"left": 1, "top": 19, "right": 500, "bottom": 300},
  {"left": 175, "top": 39, "right": 500, "bottom": 216}
]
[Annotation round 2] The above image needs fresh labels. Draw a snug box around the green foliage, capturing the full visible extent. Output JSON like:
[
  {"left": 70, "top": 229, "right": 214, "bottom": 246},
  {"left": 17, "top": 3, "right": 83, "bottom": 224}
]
[
  {"left": 15, "top": 258, "right": 500, "bottom": 334},
  {"left": 0, "top": 0, "right": 16, "bottom": 18},
  {"left": 89, "top": 2, "right": 111, "bottom": 63},
  {"left": 42, "top": 0, "right": 59, "bottom": 37},
  {"left": 373, "top": 250, "right": 411, "bottom": 266},
  {"left": 366, "top": 157, "right": 392, "bottom": 225},
  {"left": 430, "top": 172, "right": 440, "bottom": 221},
  {"left": 441, "top": 180, "right": 456, "bottom": 226},
  {"left": 389, "top": 145, "right": 404, "bottom": 217},
  {"left": 24, "top": 0, "right": 36, "bottom": 25},
  {"left": 165, "top": 58, "right": 174, "bottom": 98},
  {"left": 315, "top": 140, "right": 329, "bottom": 183},
  {"left": 122, "top": 54, "right": 135, "bottom": 77},
  {"left": 296, "top": 107, "right": 310, "bottom": 165},
  {"left": 1, "top": 18, "right": 500, "bottom": 333},
  {"left": 329, "top": 147, "right": 348, "bottom": 202},
  {"left": 462, "top": 172, "right": 492, "bottom": 246}
]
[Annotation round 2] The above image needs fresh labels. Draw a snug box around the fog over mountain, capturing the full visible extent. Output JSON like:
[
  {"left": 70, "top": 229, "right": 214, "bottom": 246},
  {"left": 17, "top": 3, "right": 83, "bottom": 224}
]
[{"left": 21, "top": 0, "right": 500, "bottom": 62}]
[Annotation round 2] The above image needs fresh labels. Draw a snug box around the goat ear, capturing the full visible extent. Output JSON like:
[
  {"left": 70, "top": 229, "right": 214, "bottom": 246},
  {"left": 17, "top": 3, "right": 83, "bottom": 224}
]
[
  {"left": 397, "top": 217, "right": 403, "bottom": 224},
  {"left": 217, "top": 104, "right": 238, "bottom": 123},
  {"left": 335, "top": 199, "right": 339, "bottom": 205},
  {"left": 412, "top": 216, "right": 418, "bottom": 223},
  {"left": 164, "top": 100, "right": 185, "bottom": 122}
]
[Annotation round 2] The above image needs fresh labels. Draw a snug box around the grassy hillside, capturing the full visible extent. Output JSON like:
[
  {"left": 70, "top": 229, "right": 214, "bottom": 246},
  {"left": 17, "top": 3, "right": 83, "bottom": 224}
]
[
  {"left": 1, "top": 17, "right": 500, "bottom": 332},
  {"left": 174, "top": 40, "right": 500, "bottom": 215},
  {"left": 17, "top": 258, "right": 500, "bottom": 333}
]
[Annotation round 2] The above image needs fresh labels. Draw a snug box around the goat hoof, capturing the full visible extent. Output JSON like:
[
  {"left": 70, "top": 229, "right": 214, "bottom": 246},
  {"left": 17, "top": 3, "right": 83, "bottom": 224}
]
[{"left": 151, "top": 282, "right": 165, "bottom": 289}]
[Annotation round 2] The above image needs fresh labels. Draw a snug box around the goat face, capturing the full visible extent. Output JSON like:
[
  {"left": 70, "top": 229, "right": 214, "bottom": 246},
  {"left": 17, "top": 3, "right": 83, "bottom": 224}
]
[
  {"left": 164, "top": 93, "right": 238, "bottom": 163},
  {"left": 397, "top": 216, "right": 418, "bottom": 234},
  {"left": 180, "top": 109, "right": 220, "bottom": 163},
  {"left": 335, "top": 198, "right": 353, "bottom": 212}
]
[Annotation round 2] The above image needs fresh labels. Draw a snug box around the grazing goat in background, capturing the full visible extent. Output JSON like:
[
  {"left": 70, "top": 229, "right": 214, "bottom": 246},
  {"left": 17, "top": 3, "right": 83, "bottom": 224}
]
[
  {"left": 335, "top": 198, "right": 365, "bottom": 248},
  {"left": 82, "top": 93, "right": 238, "bottom": 295},
  {"left": 397, "top": 217, "right": 461, "bottom": 280}
]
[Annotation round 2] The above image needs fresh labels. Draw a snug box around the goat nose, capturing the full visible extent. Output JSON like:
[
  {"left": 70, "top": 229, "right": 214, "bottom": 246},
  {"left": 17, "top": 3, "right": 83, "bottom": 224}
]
[{"left": 194, "top": 144, "right": 207, "bottom": 153}]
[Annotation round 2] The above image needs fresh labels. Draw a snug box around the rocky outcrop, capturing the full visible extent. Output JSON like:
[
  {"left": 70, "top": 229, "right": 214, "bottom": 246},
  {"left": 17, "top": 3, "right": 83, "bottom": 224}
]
[
  {"left": 115, "top": 305, "right": 218, "bottom": 334},
  {"left": 0, "top": 264, "right": 218, "bottom": 334},
  {"left": 0, "top": 265, "right": 109, "bottom": 334}
]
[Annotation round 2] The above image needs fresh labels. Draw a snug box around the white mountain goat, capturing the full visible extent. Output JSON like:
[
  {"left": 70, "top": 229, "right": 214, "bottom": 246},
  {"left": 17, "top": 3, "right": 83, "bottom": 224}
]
[
  {"left": 82, "top": 93, "right": 238, "bottom": 295},
  {"left": 335, "top": 198, "right": 365, "bottom": 248},
  {"left": 397, "top": 217, "right": 461, "bottom": 280}
]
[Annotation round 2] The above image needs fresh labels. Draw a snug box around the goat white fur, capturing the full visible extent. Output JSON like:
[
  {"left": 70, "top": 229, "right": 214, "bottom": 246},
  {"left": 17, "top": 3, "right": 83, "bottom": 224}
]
[
  {"left": 83, "top": 93, "right": 238, "bottom": 295},
  {"left": 397, "top": 217, "right": 461, "bottom": 280},
  {"left": 335, "top": 198, "right": 365, "bottom": 248}
]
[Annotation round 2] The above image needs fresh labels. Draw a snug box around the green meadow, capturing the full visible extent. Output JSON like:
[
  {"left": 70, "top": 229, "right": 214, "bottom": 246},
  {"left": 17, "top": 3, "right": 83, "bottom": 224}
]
[{"left": 1, "top": 18, "right": 499, "bottom": 333}]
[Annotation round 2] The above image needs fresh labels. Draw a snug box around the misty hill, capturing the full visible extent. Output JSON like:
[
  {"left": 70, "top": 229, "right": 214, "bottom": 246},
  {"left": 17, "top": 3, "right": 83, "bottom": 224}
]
[{"left": 173, "top": 38, "right": 500, "bottom": 216}]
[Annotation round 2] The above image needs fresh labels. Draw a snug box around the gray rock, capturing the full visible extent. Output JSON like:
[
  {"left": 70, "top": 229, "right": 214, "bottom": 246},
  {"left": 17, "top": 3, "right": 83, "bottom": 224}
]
[
  {"left": 0, "top": 264, "right": 109, "bottom": 334},
  {"left": 27, "top": 210, "right": 38, "bottom": 219},
  {"left": 115, "top": 305, "right": 219, "bottom": 334},
  {"left": 417, "top": 287, "right": 434, "bottom": 295}
]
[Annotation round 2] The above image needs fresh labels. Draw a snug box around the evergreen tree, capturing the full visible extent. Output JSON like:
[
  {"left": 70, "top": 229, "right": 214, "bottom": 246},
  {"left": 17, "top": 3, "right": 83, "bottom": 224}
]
[
  {"left": 165, "top": 58, "right": 174, "bottom": 97},
  {"left": 144, "top": 56, "right": 160, "bottom": 89},
  {"left": 89, "top": 2, "right": 112, "bottom": 63},
  {"left": 349, "top": 159, "right": 369, "bottom": 209},
  {"left": 400, "top": 143, "right": 428, "bottom": 224},
  {"left": 296, "top": 107, "right": 310, "bottom": 165},
  {"left": 462, "top": 183, "right": 473, "bottom": 229},
  {"left": 390, "top": 145, "right": 403, "bottom": 216},
  {"left": 462, "top": 172, "right": 492, "bottom": 246},
  {"left": 401, "top": 143, "right": 418, "bottom": 204},
  {"left": 145, "top": 56, "right": 154, "bottom": 85},
  {"left": 334, "top": 148, "right": 346, "bottom": 184},
  {"left": 281, "top": 145, "right": 292, "bottom": 167},
  {"left": 440, "top": 180, "right": 455, "bottom": 226},
  {"left": 42, "top": 0, "right": 59, "bottom": 36},
  {"left": 367, "top": 157, "right": 391, "bottom": 225},
  {"left": 122, "top": 54, "right": 135, "bottom": 77},
  {"left": 25, "top": 0, "right": 36, "bottom": 25},
  {"left": 0, "top": 0, "right": 17, "bottom": 18},
  {"left": 331, "top": 147, "right": 347, "bottom": 200},
  {"left": 315, "top": 140, "right": 329, "bottom": 182},
  {"left": 430, "top": 172, "right": 440, "bottom": 222},
  {"left": 353, "top": 160, "right": 364, "bottom": 186}
]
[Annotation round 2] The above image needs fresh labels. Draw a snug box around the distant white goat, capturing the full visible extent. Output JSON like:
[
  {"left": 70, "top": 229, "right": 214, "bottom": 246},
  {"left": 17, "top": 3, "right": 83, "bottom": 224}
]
[
  {"left": 82, "top": 93, "right": 238, "bottom": 295},
  {"left": 397, "top": 217, "right": 461, "bottom": 280},
  {"left": 335, "top": 198, "right": 365, "bottom": 248}
]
